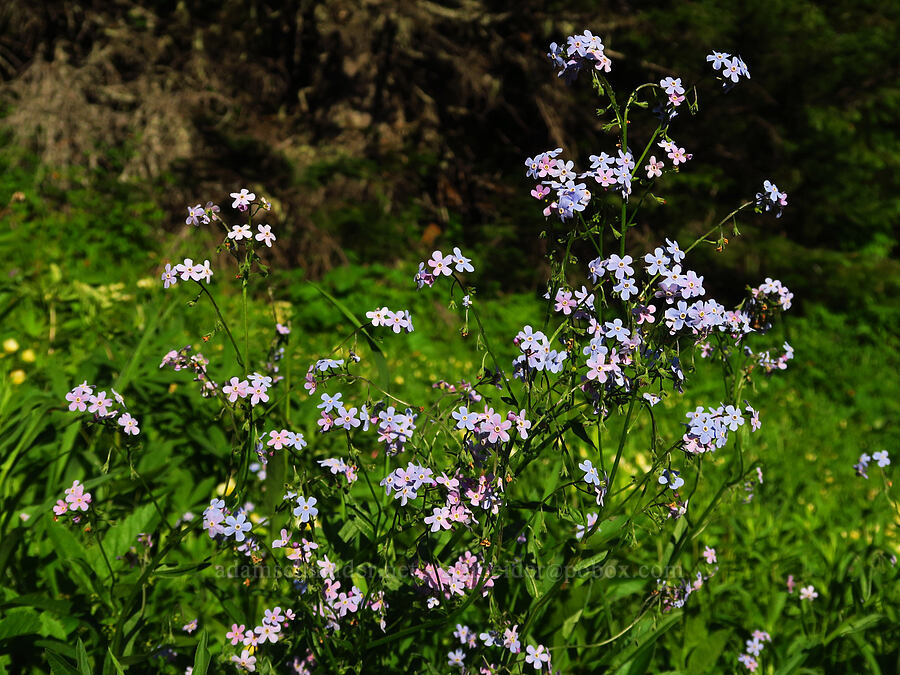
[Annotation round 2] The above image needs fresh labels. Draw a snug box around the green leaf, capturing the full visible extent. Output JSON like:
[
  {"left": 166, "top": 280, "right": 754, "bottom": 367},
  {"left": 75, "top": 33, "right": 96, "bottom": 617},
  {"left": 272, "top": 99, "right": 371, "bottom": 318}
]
[
  {"left": 75, "top": 639, "right": 91, "bottom": 675},
  {"left": 686, "top": 630, "right": 728, "bottom": 673},
  {"left": 192, "top": 630, "right": 210, "bottom": 675},
  {"left": 45, "top": 650, "right": 81, "bottom": 675},
  {"left": 104, "top": 648, "right": 126, "bottom": 675},
  {"left": 154, "top": 561, "right": 212, "bottom": 578},
  {"left": 524, "top": 566, "right": 539, "bottom": 598},
  {"left": 823, "top": 613, "right": 883, "bottom": 645},
  {"left": 38, "top": 613, "right": 69, "bottom": 641},
  {"left": 561, "top": 608, "right": 583, "bottom": 640},
  {"left": 104, "top": 503, "right": 159, "bottom": 561},
  {"left": 0, "top": 607, "right": 41, "bottom": 640}
]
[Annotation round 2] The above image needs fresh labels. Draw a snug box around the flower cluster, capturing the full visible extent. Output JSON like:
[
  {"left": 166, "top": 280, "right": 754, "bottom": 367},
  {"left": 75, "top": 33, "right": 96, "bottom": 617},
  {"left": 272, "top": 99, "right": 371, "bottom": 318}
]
[
  {"left": 161, "top": 258, "right": 213, "bottom": 288},
  {"left": 752, "top": 341, "right": 794, "bottom": 373},
  {"left": 227, "top": 223, "right": 277, "bottom": 248},
  {"left": 512, "top": 325, "right": 568, "bottom": 377},
  {"left": 413, "top": 550, "right": 497, "bottom": 600},
  {"left": 202, "top": 499, "right": 253, "bottom": 543},
  {"left": 752, "top": 277, "right": 793, "bottom": 311},
  {"left": 414, "top": 247, "right": 474, "bottom": 288},
  {"left": 738, "top": 629, "right": 772, "bottom": 672},
  {"left": 227, "top": 607, "right": 296, "bottom": 672},
  {"left": 160, "top": 345, "right": 219, "bottom": 397},
  {"left": 682, "top": 403, "right": 757, "bottom": 454},
  {"left": 221, "top": 372, "right": 274, "bottom": 407},
  {"left": 854, "top": 450, "right": 890, "bottom": 478},
  {"left": 318, "top": 457, "right": 358, "bottom": 485},
  {"left": 52, "top": 479, "right": 92, "bottom": 519},
  {"left": 379, "top": 462, "right": 437, "bottom": 505},
  {"left": 302, "top": 357, "right": 347, "bottom": 395},
  {"left": 707, "top": 51, "right": 751, "bottom": 88},
  {"left": 755, "top": 180, "right": 788, "bottom": 218},
  {"left": 366, "top": 307, "right": 415, "bottom": 333},
  {"left": 659, "top": 76, "right": 686, "bottom": 108},
  {"left": 547, "top": 29, "right": 611, "bottom": 81},
  {"left": 185, "top": 201, "right": 220, "bottom": 226},
  {"left": 65, "top": 381, "right": 140, "bottom": 435},
  {"left": 318, "top": 399, "right": 419, "bottom": 455},
  {"left": 656, "top": 566, "right": 717, "bottom": 612}
]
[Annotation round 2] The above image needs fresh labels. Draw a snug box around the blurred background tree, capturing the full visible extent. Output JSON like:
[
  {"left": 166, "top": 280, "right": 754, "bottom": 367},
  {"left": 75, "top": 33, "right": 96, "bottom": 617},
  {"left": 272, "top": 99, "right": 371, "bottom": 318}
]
[{"left": 1, "top": 0, "right": 898, "bottom": 318}]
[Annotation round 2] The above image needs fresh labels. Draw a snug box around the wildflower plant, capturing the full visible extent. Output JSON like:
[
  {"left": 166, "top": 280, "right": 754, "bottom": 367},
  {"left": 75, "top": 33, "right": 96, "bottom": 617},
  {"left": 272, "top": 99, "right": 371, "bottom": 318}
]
[{"left": 34, "top": 29, "right": 895, "bottom": 675}]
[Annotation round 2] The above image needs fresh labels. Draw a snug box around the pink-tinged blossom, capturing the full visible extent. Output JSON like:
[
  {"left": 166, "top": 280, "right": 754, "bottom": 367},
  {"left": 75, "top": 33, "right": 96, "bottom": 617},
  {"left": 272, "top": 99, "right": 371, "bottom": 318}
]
[
  {"left": 65, "top": 388, "right": 89, "bottom": 412},
  {"left": 752, "top": 630, "right": 772, "bottom": 642},
  {"left": 667, "top": 147, "right": 692, "bottom": 165},
  {"left": 182, "top": 619, "right": 198, "bottom": 633},
  {"left": 53, "top": 500, "right": 69, "bottom": 516},
  {"left": 554, "top": 289, "right": 575, "bottom": 314},
  {"left": 703, "top": 546, "right": 717, "bottom": 564},
  {"left": 317, "top": 556, "right": 336, "bottom": 580},
  {"left": 248, "top": 384, "right": 269, "bottom": 406},
  {"left": 738, "top": 654, "right": 758, "bottom": 672},
  {"left": 117, "top": 413, "right": 140, "bottom": 436},
  {"left": 586, "top": 352, "right": 620, "bottom": 383},
  {"left": 255, "top": 224, "right": 276, "bottom": 247},
  {"left": 427, "top": 250, "right": 454, "bottom": 277},
  {"left": 645, "top": 155, "right": 664, "bottom": 178},
  {"left": 267, "top": 429, "right": 292, "bottom": 450},
  {"left": 175, "top": 258, "right": 202, "bottom": 281},
  {"left": 226, "top": 624, "right": 246, "bottom": 645},
  {"left": 481, "top": 413, "right": 512, "bottom": 444},
  {"left": 503, "top": 625, "right": 521, "bottom": 653},
  {"left": 87, "top": 391, "right": 113, "bottom": 417},
  {"left": 223, "top": 377, "right": 249, "bottom": 402},
  {"left": 511, "top": 410, "right": 532, "bottom": 439}
]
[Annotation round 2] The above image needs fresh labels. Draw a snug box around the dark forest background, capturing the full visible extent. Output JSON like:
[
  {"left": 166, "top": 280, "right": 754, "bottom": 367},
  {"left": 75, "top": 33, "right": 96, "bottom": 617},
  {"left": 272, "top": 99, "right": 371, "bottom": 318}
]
[{"left": 1, "top": 0, "right": 898, "bottom": 320}]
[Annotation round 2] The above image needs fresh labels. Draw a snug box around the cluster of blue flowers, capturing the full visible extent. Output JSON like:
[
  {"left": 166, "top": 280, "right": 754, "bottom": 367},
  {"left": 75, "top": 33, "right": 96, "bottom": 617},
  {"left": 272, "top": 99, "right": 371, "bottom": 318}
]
[
  {"left": 682, "top": 403, "right": 759, "bottom": 455},
  {"left": 379, "top": 462, "right": 437, "bottom": 506},
  {"left": 854, "top": 450, "right": 890, "bottom": 479},
  {"left": 512, "top": 325, "right": 568, "bottom": 378},
  {"left": 706, "top": 51, "right": 750, "bottom": 88},
  {"left": 547, "top": 29, "right": 611, "bottom": 82},
  {"left": 756, "top": 180, "right": 789, "bottom": 218},
  {"left": 526, "top": 147, "right": 640, "bottom": 220}
]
